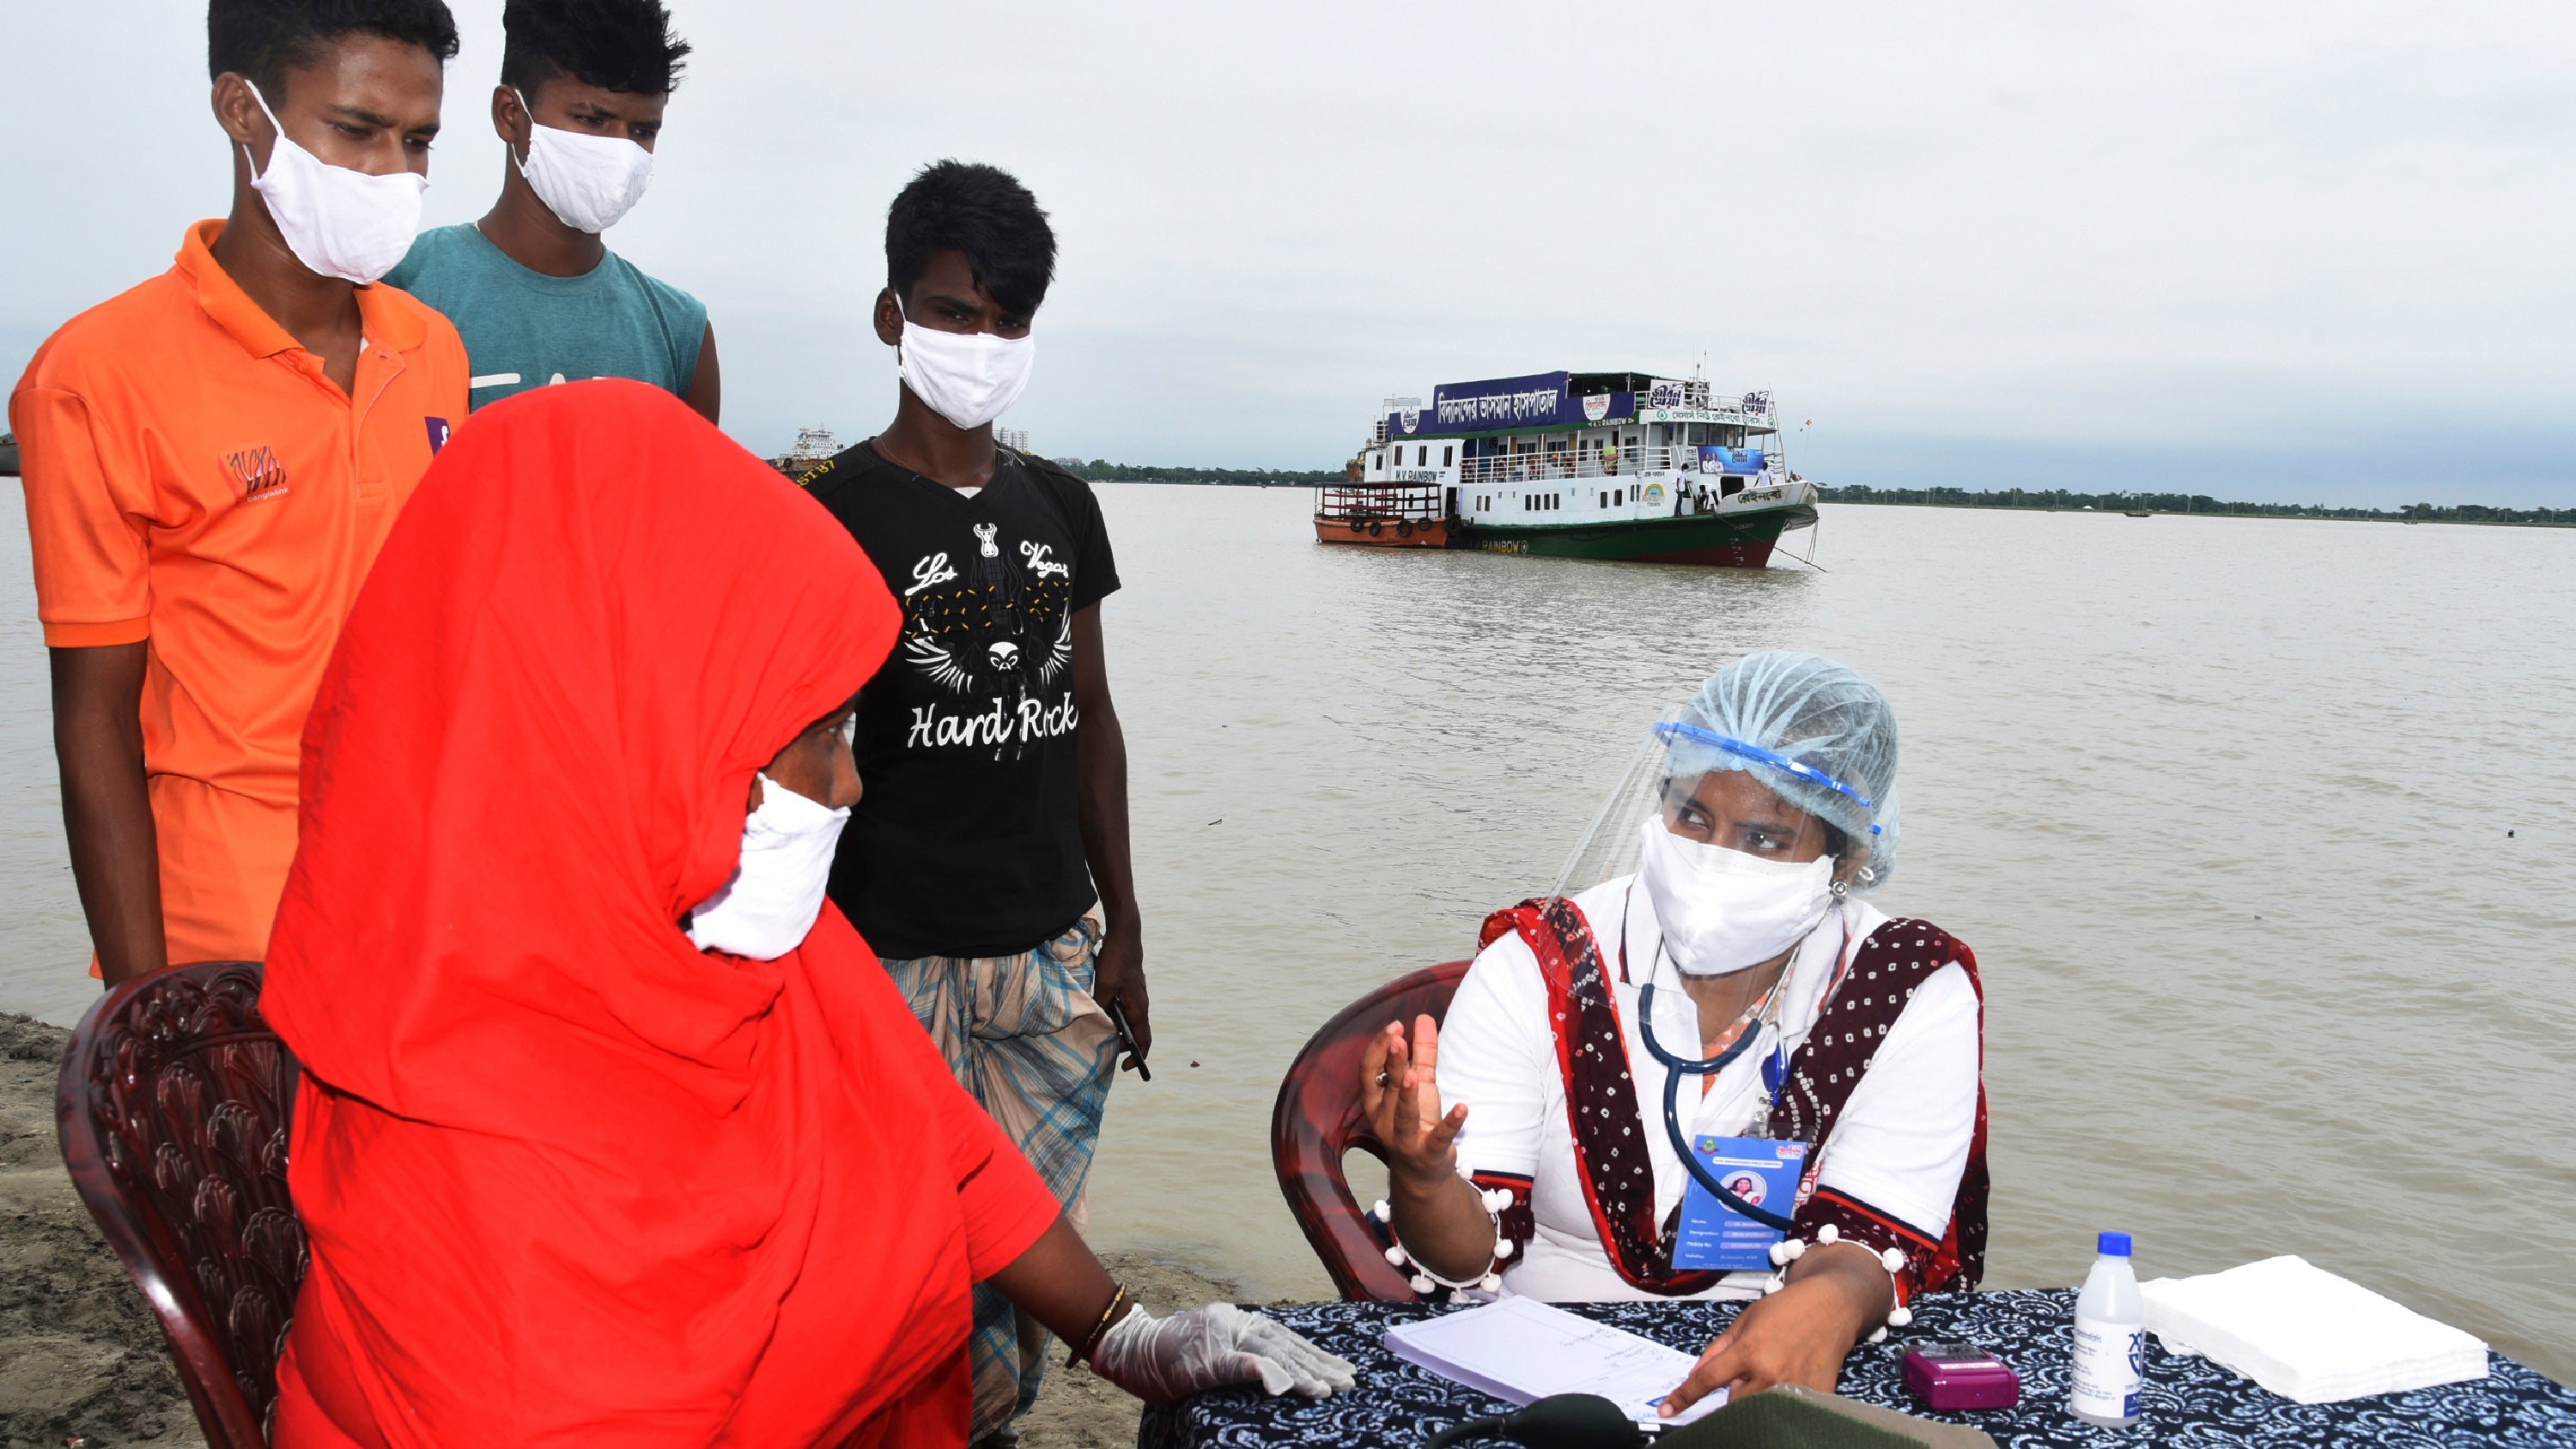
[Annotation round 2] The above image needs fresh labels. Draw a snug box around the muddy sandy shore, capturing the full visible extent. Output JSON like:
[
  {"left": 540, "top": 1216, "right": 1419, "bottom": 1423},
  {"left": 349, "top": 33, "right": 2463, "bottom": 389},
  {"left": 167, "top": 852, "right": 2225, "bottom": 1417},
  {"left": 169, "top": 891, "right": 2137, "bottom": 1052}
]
[{"left": 0, "top": 1012, "right": 1249, "bottom": 1448}]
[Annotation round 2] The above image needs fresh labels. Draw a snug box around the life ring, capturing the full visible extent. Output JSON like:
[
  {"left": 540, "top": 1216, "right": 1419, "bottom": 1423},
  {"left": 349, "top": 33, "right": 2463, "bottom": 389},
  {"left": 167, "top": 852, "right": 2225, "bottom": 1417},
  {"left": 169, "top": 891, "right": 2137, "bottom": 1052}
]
[
  {"left": 1349, "top": 518, "right": 1367, "bottom": 535},
  {"left": 1368, "top": 519, "right": 1384, "bottom": 537},
  {"left": 1396, "top": 518, "right": 1414, "bottom": 538}
]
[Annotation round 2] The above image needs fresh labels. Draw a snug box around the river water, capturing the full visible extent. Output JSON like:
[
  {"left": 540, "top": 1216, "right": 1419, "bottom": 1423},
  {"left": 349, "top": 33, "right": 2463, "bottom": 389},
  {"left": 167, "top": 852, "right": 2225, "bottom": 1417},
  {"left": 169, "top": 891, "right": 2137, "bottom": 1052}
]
[{"left": 3, "top": 483, "right": 2569, "bottom": 1379}]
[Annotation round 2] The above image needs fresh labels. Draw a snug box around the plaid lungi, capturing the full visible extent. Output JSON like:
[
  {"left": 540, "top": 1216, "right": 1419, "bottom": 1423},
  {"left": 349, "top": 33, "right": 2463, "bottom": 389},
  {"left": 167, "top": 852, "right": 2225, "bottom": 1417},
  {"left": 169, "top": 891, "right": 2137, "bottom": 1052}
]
[{"left": 882, "top": 916, "right": 1120, "bottom": 1441}]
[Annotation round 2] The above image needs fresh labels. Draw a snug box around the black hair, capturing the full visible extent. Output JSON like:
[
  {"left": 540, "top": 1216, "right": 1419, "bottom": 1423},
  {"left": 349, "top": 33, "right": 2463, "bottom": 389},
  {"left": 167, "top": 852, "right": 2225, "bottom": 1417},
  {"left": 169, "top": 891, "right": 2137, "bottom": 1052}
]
[
  {"left": 885, "top": 161, "right": 1058, "bottom": 320},
  {"left": 210, "top": 0, "right": 461, "bottom": 101},
  {"left": 500, "top": 0, "right": 691, "bottom": 98}
]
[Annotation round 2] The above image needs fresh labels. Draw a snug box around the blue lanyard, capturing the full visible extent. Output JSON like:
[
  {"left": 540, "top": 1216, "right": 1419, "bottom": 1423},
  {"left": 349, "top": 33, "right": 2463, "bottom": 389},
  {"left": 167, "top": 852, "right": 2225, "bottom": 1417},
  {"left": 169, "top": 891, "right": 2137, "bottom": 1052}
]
[
  {"left": 1616, "top": 885, "right": 1803, "bottom": 1234},
  {"left": 1635, "top": 983, "right": 1797, "bottom": 1234}
]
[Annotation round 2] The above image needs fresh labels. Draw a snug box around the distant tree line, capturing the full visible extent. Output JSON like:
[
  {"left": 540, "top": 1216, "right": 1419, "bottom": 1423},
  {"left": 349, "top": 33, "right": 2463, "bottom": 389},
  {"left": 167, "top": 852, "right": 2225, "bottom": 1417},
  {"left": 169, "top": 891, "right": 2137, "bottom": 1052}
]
[
  {"left": 1818, "top": 483, "right": 2576, "bottom": 526},
  {"left": 1066, "top": 461, "right": 1345, "bottom": 485}
]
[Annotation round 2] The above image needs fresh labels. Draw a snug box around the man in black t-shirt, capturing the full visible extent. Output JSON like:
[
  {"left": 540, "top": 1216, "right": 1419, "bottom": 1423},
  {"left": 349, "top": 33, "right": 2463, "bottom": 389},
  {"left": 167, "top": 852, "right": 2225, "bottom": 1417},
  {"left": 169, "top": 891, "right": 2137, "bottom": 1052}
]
[{"left": 799, "top": 161, "right": 1141, "bottom": 1446}]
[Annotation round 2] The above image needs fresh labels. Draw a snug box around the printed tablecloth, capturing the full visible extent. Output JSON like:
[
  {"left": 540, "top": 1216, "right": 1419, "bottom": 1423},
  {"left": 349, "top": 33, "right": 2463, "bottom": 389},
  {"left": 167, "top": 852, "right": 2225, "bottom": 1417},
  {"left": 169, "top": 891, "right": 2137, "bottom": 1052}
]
[{"left": 1139, "top": 1289, "right": 2575, "bottom": 1447}]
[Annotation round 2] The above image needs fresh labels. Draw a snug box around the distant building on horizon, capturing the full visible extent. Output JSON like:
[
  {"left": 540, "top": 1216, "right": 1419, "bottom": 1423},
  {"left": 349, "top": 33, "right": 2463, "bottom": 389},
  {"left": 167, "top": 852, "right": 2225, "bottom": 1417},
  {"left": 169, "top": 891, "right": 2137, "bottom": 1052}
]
[{"left": 997, "top": 427, "right": 1030, "bottom": 453}]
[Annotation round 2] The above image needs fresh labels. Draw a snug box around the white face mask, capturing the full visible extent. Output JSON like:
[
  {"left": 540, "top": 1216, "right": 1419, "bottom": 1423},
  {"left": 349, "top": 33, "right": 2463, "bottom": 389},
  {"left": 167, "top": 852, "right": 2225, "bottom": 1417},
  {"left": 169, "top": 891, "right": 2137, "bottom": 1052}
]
[
  {"left": 513, "top": 89, "right": 655, "bottom": 234},
  {"left": 242, "top": 82, "right": 427, "bottom": 284},
  {"left": 1634, "top": 816, "right": 1835, "bottom": 977},
  {"left": 686, "top": 773, "right": 849, "bottom": 961},
  {"left": 895, "top": 299, "right": 1035, "bottom": 430}
]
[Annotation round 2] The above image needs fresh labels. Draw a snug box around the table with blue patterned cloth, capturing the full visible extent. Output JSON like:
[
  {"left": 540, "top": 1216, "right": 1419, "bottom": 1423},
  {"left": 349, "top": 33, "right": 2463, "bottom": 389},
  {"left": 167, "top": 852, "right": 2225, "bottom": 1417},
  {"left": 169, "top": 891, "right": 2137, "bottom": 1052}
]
[{"left": 1138, "top": 1289, "right": 2575, "bottom": 1447}]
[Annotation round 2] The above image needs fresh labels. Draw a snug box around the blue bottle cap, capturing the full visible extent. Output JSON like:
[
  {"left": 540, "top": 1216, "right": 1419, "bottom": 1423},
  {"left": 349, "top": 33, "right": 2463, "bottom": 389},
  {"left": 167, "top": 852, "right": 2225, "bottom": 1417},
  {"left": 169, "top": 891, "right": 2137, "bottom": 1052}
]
[{"left": 2098, "top": 1231, "right": 2133, "bottom": 1258}]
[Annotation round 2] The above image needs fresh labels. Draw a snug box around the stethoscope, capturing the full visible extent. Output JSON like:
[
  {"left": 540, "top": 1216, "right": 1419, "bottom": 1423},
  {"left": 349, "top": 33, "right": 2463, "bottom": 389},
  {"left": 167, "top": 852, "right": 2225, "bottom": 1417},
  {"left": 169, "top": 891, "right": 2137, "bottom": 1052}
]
[{"left": 1622, "top": 888, "right": 1801, "bottom": 1234}]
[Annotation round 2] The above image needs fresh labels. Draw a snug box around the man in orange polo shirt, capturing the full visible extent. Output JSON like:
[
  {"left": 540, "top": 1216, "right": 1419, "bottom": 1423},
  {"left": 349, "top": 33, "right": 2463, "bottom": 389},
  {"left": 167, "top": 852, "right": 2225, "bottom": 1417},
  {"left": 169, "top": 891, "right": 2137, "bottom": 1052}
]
[{"left": 10, "top": 0, "right": 466, "bottom": 985}]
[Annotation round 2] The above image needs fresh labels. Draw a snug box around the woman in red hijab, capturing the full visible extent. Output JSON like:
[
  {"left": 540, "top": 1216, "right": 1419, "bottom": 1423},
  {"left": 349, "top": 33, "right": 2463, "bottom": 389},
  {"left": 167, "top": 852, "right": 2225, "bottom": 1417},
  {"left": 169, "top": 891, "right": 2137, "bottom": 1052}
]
[{"left": 261, "top": 382, "right": 1350, "bottom": 1446}]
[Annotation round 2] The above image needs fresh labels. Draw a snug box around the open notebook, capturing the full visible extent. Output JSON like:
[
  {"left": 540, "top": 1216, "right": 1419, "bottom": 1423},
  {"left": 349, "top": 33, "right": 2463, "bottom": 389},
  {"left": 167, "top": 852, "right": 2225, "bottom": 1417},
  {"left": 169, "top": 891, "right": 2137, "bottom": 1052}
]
[{"left": 1386, "top": 1297, "right": 1728, "bottom": 1429}]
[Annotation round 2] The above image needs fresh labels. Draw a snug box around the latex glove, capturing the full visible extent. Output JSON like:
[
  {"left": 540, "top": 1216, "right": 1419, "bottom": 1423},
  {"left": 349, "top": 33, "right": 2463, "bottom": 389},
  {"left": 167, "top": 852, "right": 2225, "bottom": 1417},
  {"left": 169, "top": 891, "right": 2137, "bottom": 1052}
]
[{"left": 1087, "top": 1301, "right": 1359, "bottom": 1406}]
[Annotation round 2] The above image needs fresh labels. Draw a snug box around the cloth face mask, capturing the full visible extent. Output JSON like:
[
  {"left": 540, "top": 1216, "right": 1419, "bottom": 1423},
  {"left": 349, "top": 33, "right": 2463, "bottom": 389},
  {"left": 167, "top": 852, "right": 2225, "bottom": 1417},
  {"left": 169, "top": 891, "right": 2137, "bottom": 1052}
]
[
  {"left": 513, "top": 90, "right": 655, "bottom": 233},
  {"left": 243, "top": 82, "right": 428, "bottom": 284},
  {"left": 896, "top": 302, "right": 1035, "bottom": 430},
  {"left": 687, "top": 773, "right": 850, "bottom": 961},
  {"left": 1635, "top": 815, "right": 1834, "bottom": 977}
]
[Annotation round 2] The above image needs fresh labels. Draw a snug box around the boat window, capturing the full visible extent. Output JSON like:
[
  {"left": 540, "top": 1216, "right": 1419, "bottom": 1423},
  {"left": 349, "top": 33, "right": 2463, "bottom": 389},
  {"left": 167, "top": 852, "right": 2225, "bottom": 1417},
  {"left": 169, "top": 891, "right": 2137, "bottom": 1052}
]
[{"left": 1444, "top": 446, "right": 1455, "bottom": 466}]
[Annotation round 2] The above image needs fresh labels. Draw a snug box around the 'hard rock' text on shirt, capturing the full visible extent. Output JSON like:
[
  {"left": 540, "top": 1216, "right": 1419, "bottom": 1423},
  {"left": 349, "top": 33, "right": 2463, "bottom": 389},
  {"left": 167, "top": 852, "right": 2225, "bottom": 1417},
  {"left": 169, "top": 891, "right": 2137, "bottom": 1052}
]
[{"left": 907, "top": 690, "right": 1081, "bottom": 751}]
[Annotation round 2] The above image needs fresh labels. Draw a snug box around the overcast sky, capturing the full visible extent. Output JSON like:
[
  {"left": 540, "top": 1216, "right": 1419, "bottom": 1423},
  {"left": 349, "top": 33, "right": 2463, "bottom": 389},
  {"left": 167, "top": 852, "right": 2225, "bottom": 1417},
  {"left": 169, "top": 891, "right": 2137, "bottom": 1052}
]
[{"left": 6, "top": 2, "right": 2573, "bottom": 505}]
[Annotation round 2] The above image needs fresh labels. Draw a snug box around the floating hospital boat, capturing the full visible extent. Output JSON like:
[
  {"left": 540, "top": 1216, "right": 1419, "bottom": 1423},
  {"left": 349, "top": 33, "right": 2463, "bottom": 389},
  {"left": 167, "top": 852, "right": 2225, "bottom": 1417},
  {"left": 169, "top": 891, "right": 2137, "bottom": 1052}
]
[
  {"left": 1314, "top": 370, "right": 1819, "bottom": 567},
  {"left": 768, "top": 426, "right": 842, "bottom": 478}
]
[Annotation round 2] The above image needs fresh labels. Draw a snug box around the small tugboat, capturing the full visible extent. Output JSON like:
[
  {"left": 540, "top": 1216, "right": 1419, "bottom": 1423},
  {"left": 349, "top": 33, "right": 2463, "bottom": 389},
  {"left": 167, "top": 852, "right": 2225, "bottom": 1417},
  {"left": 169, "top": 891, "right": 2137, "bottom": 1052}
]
[{"left": 1314, "top": 370, "right": 1818, "bottom": 567}]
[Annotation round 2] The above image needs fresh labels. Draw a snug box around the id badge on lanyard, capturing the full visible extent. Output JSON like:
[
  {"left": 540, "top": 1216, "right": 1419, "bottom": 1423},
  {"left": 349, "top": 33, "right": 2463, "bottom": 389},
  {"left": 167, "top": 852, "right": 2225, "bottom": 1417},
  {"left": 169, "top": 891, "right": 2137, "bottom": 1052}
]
[{"left": 1672, "top": 1046, "right": 1804, "bottom": 1272}]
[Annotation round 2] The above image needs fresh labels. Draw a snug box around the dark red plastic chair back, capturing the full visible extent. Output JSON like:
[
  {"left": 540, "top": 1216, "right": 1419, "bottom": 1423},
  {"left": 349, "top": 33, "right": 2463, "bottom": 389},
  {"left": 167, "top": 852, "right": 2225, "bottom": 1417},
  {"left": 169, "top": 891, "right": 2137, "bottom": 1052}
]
[
  {"left": 57, "top": 961, "right": 303, "bottom": 1449},
  {"left": 1269, "top": 960, "right": 1470, "bottom": 1302}
]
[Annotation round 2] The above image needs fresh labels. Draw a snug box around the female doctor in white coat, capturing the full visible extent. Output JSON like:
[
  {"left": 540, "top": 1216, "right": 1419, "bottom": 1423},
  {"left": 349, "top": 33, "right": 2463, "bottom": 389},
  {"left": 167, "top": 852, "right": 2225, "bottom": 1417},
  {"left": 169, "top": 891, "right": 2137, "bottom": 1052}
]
[{"left": 1362, "top": 652, "right": 1990, "bottom": 1417}]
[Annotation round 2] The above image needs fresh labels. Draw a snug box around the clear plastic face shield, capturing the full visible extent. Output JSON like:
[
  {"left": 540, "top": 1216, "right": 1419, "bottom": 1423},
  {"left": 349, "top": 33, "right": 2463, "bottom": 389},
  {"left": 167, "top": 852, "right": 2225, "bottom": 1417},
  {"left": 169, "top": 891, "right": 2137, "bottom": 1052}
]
[
  {"left": 1553, "top": 719, "right": 1885, "bottom": 905},
  {"left": 1556, "top": 717, "right": 1892, "bottom": 1228}
]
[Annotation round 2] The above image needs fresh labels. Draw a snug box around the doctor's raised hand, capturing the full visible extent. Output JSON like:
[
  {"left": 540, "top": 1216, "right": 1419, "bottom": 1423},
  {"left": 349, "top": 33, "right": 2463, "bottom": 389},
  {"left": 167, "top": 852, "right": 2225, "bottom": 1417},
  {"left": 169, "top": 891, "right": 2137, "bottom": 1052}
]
[{"left": 1359, "top": 1016, "right": 1502, "bottom": 1286}]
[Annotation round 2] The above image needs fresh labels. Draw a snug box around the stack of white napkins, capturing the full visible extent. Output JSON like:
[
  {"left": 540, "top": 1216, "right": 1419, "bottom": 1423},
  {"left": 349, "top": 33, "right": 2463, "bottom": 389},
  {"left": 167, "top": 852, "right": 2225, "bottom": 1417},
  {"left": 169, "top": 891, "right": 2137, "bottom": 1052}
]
[{"left": 2140, "top": 1255, "right": 2488, "bottom": 1404}]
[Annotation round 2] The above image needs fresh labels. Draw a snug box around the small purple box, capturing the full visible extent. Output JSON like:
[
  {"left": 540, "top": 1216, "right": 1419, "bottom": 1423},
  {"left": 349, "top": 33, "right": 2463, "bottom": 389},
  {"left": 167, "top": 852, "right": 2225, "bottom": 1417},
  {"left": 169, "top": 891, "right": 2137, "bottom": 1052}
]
[{"left": 1900, "top": 1342, "right": 2022, "bottom": 1411}]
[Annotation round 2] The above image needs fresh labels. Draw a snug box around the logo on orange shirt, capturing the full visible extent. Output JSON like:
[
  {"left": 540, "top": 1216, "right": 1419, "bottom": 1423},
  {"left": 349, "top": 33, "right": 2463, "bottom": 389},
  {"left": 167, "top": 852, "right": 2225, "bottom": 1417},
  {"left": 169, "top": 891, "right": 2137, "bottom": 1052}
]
[{"left": 224, "top": 442, "right": 290, "bottom": 504}]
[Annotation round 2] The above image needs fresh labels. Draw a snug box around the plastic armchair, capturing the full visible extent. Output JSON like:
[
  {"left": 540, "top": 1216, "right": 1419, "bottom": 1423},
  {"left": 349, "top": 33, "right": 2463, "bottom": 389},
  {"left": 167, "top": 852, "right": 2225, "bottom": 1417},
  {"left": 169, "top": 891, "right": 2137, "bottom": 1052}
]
[
  {"left": 57, "top": 961, "right": 304, "bottom": 1449},
  {"left": 1269, "top": 960, "right": 1470, "bottom": 1303}
]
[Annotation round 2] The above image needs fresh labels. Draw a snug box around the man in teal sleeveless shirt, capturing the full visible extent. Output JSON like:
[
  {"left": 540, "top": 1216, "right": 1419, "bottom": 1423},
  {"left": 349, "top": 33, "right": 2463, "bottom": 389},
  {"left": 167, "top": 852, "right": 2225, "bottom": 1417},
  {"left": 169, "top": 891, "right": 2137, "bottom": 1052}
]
[{"left": 385, "top": 0, "right": 718, "bottom": 421}]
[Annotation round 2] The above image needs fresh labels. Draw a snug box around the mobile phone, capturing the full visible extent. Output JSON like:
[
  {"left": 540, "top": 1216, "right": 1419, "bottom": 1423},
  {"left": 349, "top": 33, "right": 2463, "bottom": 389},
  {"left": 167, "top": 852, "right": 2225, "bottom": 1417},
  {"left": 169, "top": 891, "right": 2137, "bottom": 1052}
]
[
  {"left": 1105, "top": 1000, "right": 1151, "bottom": 1082},
  {"left": 1899, "top": 1341, "right": 2020, "bottom": 1411}
]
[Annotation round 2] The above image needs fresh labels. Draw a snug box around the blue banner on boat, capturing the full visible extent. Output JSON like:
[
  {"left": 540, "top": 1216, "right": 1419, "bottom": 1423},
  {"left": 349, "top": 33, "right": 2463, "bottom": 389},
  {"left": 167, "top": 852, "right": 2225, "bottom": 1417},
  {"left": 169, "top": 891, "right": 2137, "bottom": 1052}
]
[
  {"left": 1383, "top": 375, "right": 1638, "bottom": 437},
  {"left": 1698, "top": 446, "right": 1767, "bottom": 475},
  {"left": 1435, "top": 372, "right": 1570, "bottom": 430}
]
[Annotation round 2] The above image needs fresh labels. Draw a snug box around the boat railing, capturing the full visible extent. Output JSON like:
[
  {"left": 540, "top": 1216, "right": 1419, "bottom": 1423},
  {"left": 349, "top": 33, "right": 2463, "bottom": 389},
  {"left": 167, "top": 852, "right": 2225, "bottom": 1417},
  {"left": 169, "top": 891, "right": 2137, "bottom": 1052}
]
[
  {"left": 1456, "top": 446, "right": 1780, "bottom": 487},
  {"left": 1314, "top": 483, "right": 1446, "bottom": 521}
]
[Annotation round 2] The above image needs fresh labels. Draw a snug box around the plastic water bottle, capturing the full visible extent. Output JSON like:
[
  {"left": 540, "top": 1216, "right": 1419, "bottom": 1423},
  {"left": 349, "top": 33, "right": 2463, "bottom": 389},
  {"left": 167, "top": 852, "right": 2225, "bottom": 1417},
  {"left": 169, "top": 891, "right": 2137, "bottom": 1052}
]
[{"left": 2070, "top": 1231, "right": 2145, "bottom": 1428}]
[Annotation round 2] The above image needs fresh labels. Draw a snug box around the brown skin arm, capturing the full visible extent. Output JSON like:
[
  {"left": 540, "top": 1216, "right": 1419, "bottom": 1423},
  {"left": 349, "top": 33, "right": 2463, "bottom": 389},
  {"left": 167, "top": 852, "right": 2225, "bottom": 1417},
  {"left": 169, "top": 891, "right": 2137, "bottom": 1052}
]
[
  {"left": 984, "top": 1215, "right": 1123, "bottom": 1348},
  {"left": 682, "top": 323, "right": 720, "bottom": 424},
  {"left": 51, "top": 644, "right": 166, "bottom": 985},
  {"left": 1365, "top": 1014, "right": 1497, "bottom": 1281},
  {"left": 1660, "top": 1241, "right": 1893, "bottom": 1414},
  {"left": 1071, "top": 604, "right": 1148, "bottom": 1063}
]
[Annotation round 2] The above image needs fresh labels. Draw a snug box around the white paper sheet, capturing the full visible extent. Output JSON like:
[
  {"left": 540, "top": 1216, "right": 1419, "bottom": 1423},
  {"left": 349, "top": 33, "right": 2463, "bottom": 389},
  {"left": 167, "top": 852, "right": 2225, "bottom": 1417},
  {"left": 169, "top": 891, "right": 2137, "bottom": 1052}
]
[{"left": 1385, "top": 1296, "right": 1728, "bottom": 1428}]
